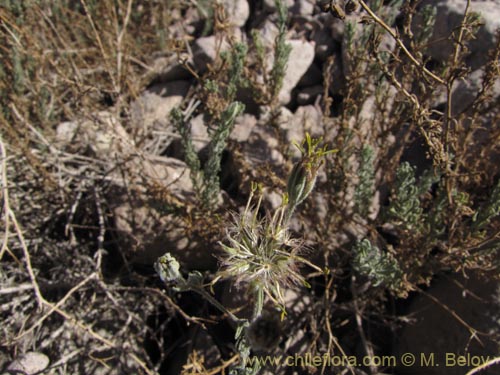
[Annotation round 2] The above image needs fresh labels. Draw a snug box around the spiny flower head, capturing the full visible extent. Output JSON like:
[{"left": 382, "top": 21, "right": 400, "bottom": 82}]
[{"left": 218, "top": 183, "right": 309, "bottom": 310}]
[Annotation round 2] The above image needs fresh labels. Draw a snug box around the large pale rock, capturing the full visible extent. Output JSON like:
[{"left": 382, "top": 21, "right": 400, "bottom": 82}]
[
  {"left": 252, "top": 22, "right": 316, "bottom": 104},
  {"left": 130, "top": 80, "right": 190, "bottom": 133},
  {"left": 220, "top": 0, "right": 249, "bottom": 27},
  {"left": 192, "top": 36, "right": 232, "bottom": 73},
  {"left": 231, "top": 113, "right": 257, "bottom": 142},
  {"left": 6, "top": 352, "right": 49, "bottom": 375},
  {"left": 149, "top": 55, "right": 192, "bottom": 83},
  {"left": 279, "top": 39, "right": 316, "bottom": 104},
  {"left": 257, "top": 19, "right": 280, "bottom": 47}
]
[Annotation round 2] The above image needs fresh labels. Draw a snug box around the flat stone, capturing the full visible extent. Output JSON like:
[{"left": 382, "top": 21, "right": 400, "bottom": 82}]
[{"left": 279, "top": 39, "right": 316, "bottom": 104}]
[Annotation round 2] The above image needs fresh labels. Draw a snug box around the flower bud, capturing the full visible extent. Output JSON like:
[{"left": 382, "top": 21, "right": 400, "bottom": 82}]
[
  {"left": 287, "top": 158, "right": 318, "bottom": 208},
  {"left": 154, "top": 252, "right": 182, "bottom": 283}
]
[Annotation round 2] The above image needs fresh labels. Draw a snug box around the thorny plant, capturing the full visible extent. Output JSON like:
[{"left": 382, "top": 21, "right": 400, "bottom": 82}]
[{"left": 156, "top": 134, "right": 333, "bottom": 375}]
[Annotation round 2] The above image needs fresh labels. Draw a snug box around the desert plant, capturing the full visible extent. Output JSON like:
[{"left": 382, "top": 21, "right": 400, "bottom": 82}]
[
  {"left": 170, "top": 36, "right": 248, "bottom": 209},
  {"left": 247, "top": 0, "right": 291, "bottom": 107},
  {"left": 352, "top": 238, "right": 403, "bottom": 291},
  {"left": 171, "top": 100, "right": 245, "bottom": 209},
  {"left": 386, "top": 162, "right": 423, "bottom": 231},
  {"left": 156, "top": 134, "right": 331, "bottom": 374}
]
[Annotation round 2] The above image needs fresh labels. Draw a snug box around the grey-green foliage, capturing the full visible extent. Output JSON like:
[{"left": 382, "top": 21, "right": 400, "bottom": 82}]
[
  {"left": 226, "top": 42, "right": 248, "bottom": 100},
  {"left": 170, "top": 107, "right": 203, "bottom": 192},
  {"left": 354, "top": 145, "right": 376, "bottom": 217},
  {"left": 416, "top": 168, "right": 440, "bottom": 196},
  {"left": 473, "top": 180, "right": 500, "bottom": 231},
  {"left": 202, "top": 101, "right": 245, "bottom": 207},
  {"left": 353, "top": 239, "right": 402, "bottom": 290},
  {"left": 387, "top": 162, "right": 423, "bottom": 230},
  {"left": 231, "top": 322, "right": 260, "bottom": 375},
  {"left": 171, "top": 41, "right": 248, "bottom": 208},
  {"left": 171, "top": 102, "right": 244, "bottom": 209},
  {"left": 251, "top": 29, "right": 266, "bottom": 66},
  {"left": 425, "top": 186, "right": 448, "bottom": 236},
  {"left": 415, "top": 5, "right": 437, "bottom": 45},
  {"left": 270, "top": 0, "right": 292, "bottom": 101}
]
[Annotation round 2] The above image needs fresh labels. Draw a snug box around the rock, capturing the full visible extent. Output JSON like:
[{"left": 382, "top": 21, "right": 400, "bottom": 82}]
[
  {"left": 108, "top": 152, "right": 221, "bottom": 270},
  {"left": 220, "top": 0, "right": 249, "bottom": 27},
  {"left": 252, "top": 23, "right": 316, "bottom": 104},
  {"left": 130, "top": 80, "right": 190, "bottom": 135},
  {"left": 57, "top": 81, "right": 190, "bottom": 159},
  {"left": 395, "top": 271, "right": 500, "bottom": 375},
  {"left": 231, "top": 113, "right": 257, "bottom": 142},
  {"left": 149, "top": 55, "right": 192, "bottom": 83},
  {"left": 189, "top": 114, "right": 210, "bottom": 152},
  {"left": 417, "top": 0, "right": 500, "bottom": 69},
  {"left": 266, "top": 188, "right": 284, "bottom": 210},
  {"left": 56, "top": 120, "right": 79, "bottom": 146},
  {"left": 192, "top": 36, "right": 230, "bottom": 73},
  {"left": 7, "top": 352, "right": 49, "bottom": 374},
  {"left": 254, "top": 19, "right": 280, "bottom": 50},
  {"left": 353, "top": 85, "right": 398, "bottom": 137},
  {"left": 111, "top": 156, "right": 217, "bottom": 269},
  {"left": 56, "top": 111, "right": 133, "bottom": 159},
  {"left": 279, "top": 39, "right": 316, "bottom": 104},
  {"left": 243, "top": 125, "right": 285, "bottom": 167}
]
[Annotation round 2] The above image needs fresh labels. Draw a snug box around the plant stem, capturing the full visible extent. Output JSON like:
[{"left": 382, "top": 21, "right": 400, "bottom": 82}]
[{"left": 253, "top": 287, "right": 264, "bottom": 320}]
